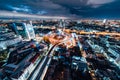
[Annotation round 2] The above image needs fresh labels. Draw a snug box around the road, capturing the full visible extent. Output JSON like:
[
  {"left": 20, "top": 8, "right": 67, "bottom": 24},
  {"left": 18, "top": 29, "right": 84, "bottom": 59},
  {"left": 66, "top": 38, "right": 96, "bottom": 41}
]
[
  {"left": 34, "top": 44, "right": 57, "bottom": 80},
  {"left": 63, "top": 29, "right": 120, "bottom": 37},
  {"left": 27, "top": 44, "right": 56, "bottom": 80},
  {"left": 27, "top": 56, "right": 45, "bottom": 80},
  {"left": 28, "top": 32, "right": 76, "bottom": 80}
]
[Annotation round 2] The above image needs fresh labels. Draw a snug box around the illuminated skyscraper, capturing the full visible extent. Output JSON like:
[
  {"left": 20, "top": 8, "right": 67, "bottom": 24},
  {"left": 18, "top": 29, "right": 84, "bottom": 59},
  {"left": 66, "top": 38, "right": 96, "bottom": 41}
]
[{"left": 8, "top": 22, "right": 35, "bottom": 40}]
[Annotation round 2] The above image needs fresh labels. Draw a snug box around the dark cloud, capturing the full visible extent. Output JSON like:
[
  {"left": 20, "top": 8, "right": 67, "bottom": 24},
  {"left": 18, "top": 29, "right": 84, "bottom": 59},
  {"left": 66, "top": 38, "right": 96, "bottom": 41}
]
[{"left": 0, "top": 0, "right": 120, "bottom": 19}]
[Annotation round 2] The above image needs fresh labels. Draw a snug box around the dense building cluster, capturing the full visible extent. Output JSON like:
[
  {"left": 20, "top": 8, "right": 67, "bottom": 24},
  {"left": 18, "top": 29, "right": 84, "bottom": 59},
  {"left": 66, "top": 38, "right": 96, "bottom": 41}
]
[{"left": 0, "top": 19, "right": 120, "bottom": 80}]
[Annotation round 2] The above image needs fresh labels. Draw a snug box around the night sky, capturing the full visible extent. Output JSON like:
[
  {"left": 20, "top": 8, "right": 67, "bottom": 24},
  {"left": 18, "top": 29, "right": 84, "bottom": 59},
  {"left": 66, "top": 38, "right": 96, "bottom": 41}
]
[{"left": 0, "top": 0, "right": 120, "bottom": 19}]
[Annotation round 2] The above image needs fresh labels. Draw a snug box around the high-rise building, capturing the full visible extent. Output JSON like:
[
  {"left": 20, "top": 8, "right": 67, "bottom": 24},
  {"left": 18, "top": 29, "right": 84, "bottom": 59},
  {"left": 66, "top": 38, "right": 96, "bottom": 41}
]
[{"left": 7, "top": 22, "right": 35, "bottom": 40}]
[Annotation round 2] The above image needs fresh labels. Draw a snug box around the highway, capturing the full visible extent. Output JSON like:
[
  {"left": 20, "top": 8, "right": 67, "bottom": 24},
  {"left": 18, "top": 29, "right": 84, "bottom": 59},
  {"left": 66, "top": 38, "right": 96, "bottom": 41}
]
[
  {"left": 35, "top": 44, "right": 57, "bottom": 80},
  {"left": 63, "top": 29, "right": 120, "bottom": 37},
  {"left": 27, "top": 44, "right": 56, "bottom": 80},
  {"left": 35, "top": 56, "right": 50, "bottom": 80},
  {"left": 27, "top": 56, "right": 45, "bottom": 80},
  {"left": 28, "top": 32, "right": 77, "bottom": 80}
]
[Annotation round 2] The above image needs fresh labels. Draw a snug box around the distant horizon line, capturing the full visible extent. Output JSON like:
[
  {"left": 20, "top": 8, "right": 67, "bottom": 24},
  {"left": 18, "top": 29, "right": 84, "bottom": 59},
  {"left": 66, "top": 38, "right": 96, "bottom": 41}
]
[{"left": 0, "top": 11, "right": 120, "bottom": 20}]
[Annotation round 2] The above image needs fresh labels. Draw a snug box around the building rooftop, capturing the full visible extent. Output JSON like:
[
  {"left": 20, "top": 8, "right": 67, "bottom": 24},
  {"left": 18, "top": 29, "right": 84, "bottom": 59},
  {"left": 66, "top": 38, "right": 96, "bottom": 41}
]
[
  {"left": 10, "top": 62, "right": 31, "bottom": 79},
  {"left": 4, "top": 64, "right": 18, "bottom": 74}
]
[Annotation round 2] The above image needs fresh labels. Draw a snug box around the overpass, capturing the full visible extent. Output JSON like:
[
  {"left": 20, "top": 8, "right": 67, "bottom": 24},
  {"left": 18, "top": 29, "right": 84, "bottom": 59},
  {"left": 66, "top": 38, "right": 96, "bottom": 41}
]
[{"left": 28, "top": 32, "right": 75, "bottom": 80}]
